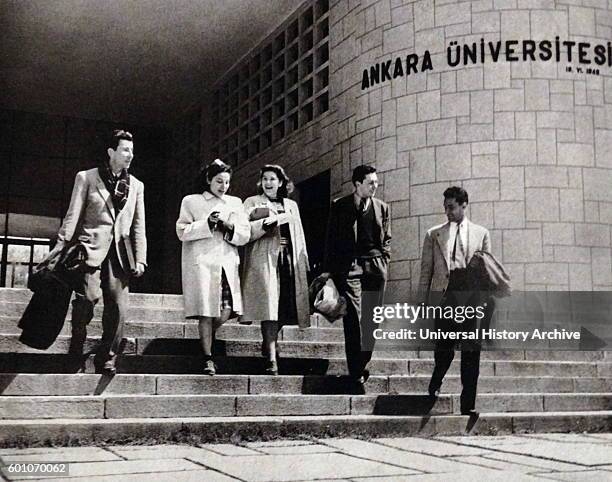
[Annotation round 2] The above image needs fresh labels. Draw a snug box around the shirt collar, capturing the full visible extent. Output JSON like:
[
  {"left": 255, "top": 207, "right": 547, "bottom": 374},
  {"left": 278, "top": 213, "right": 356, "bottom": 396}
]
[
  {"left": 203, "top": 191, "right": 225, "bottom": 202},
  {"left": 450, "top": 217, "right": 468, "bottom": 229},
  {"left": 354, "top": 193, "right": 371, "bottom": 210}
]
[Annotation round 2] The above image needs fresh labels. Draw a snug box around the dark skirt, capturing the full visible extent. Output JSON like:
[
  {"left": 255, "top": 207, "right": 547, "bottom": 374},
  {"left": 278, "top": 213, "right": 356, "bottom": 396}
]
[
  {"left": 220, "top": 269, "right": 234, "bottom": 312},
  {"left": 277, "top": 240, "right": 298, "bottom": 325}
]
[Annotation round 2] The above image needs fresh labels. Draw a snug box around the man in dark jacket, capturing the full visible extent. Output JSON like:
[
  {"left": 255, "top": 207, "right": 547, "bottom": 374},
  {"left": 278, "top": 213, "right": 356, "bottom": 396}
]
[{"left": 324, "top": 165, "right": 391, "bottom": 386}]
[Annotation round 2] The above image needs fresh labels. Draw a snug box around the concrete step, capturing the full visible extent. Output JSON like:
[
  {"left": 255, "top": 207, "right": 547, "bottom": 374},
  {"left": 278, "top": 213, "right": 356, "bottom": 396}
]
[
  {"left": 2, "top": 410, "right": 611, "bottom": 448},
  {"left": 0, "top": 392, "right": 611, "bottom": 420},
  {"left": 0, "top": 316, "right": 345, "bottom": 342},
  {"left": 5, "top": 321, "right": 612, "bottom": 363},
  {"left": 0, "top": 393, "right": 450, "bottom": 419},
  {"left": 1, "top": 300, "right": 185, "bottom": 323},
  {"left": 0, "top": 288, "right": 183, "bottom": 308},
  {"left": 1, "top": 334, "right": 353, "bottom": 357},
  {"left": 0, "top": 301, "right": 337, "bottom": 327},
  {"left": 0, "top": 353, "right": 406, "bottom": 375},
  {"left": 1, "top": 373, "right": 611, "bottom": 396},
  {"left": 2, "top": 334, "right": 352, "bottom": 358},
  {"left": 3, "top": 334, "right": 612, "bottom": 368},
  {"left": 1, "top": 350, "right": 611, "bottom": 377}
]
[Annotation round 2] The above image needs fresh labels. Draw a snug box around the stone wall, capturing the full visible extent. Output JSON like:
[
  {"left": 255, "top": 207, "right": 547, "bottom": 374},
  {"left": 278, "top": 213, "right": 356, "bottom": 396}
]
[
  {"left": 325, "top": 0, "right": 612, "bottom": 298},
  {"left": 199, "top": 0, "right": 612, "bottom": 297}
]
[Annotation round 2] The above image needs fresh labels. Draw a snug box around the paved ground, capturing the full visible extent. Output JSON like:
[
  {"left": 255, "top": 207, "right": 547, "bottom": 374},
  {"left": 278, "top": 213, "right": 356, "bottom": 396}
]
[{"left": 1, "top": 433, "right": 611, "bottom": 481}]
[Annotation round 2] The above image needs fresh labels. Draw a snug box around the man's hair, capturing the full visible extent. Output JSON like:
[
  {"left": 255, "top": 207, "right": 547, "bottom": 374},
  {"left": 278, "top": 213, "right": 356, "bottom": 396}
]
[
  {"left": 110, "top": 129, "right": 133, "bottom": 149},
  {"left": 257, "top": 164, "right": 294, "bottom": 199},
  {"left": 352, "top": 165, "right": 377, "bottom": 185},
  {"left": 443, "top": 186, "right": 469, "bottom": 205},
  {"left": 201, "top": 159, "right": 232, "bottom": 192}
]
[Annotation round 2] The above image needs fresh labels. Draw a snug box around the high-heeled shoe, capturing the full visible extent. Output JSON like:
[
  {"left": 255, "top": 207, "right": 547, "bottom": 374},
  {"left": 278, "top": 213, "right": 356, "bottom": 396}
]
[
  {"left": 203, "top": 358, "right": 216, "bottom": 376},
  {"left": 264, "top": 359, "right": 278, "bottom": 375}
]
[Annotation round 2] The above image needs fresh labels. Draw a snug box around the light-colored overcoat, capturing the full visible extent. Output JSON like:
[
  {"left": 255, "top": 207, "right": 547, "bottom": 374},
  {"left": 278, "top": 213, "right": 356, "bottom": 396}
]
[
  {"left": 176, "top": 192, "right": 250, "bottom": 318},
  {"left": 49, "top": 168, "right": 147, "bottom": 270},
  {"left": 418, "top": 218, "right": 490, "bottom": 304},
  {"left": 240, "top": 195, "right": 310, "bottom": 328}
]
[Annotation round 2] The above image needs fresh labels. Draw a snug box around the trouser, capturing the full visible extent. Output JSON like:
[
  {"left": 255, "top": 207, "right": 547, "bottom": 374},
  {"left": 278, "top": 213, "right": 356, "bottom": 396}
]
[
  {"left": 70, "top": 245, "right": 129, "bottom": 361},
  {"left": 428, "top": 269, "right": 481, "bottom": 412},
  {"left": 336, "top": 256, "right": 387, "bottom": 378}
]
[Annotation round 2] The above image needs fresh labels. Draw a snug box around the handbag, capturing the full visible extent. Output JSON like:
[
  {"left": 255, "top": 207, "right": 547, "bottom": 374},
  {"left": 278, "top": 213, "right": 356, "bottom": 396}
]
[
  {"left": 313, "top": 278, "right": 347, "bottom": 322},
  {"left": 28, "top": 242, "right": 88, "bottom": 292},
  {"left": 19, "top": 242, "right": 86, "bottom": 350}
]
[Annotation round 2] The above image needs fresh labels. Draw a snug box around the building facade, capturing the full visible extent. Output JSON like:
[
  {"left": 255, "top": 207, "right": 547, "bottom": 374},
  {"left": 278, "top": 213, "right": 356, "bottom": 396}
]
[
  {"left": 2, "top": 0, "right": 612, "bottom": 296},
  {"left": 222, "top": 0, "right": 612, "bottom": 298}
]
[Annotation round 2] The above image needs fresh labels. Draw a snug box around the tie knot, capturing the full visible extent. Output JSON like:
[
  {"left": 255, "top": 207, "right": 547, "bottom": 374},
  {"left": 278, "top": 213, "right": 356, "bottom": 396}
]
[{"left": 359, "top": 198, "right": 367, "bottom": 212}]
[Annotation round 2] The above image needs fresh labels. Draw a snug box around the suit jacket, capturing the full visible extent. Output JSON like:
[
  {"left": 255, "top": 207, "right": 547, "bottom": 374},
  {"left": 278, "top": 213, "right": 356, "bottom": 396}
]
[
  {"left": 324, "top": 193, "right": 391, "bottom": 275},
  {"left": 51, "top": 168, "right": 147, "bottom": 271},
  {"left": 419, "top": 218, "right": 490, "bottom": 304},
  {"left": 467, "top": 250, "right": 511, "bottom": 297}
]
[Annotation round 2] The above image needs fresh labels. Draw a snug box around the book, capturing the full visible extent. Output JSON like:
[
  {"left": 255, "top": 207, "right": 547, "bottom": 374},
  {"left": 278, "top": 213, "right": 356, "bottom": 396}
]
[
  {"left": 121, "top": 236, "right": 137, "bottom": 272},
  {"left": 249, "top": 206, "right": 270, "bottom": 221}
]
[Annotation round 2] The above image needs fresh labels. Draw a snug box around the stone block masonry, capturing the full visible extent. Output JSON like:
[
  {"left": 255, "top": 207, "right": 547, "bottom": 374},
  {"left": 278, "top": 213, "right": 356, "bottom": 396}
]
[
  {"left": 317, "top": 0, "right": 612, "bottom": 292},
  {"left": 222, "top": 1, "right": 612, "bottom": 293}
]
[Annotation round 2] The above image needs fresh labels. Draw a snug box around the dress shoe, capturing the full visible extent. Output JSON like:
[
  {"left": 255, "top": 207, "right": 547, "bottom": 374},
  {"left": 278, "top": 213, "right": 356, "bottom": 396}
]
[
  {"left": 102, "top": 356, "right": 117, "bottom": 375},
  {"left": 352, "top": 369, "right": 371, "bottom": 384},
  {"left": 203, "top": 358, "right": 216, "bottom": 376},
  {"left": 428, "top": 381, "right": 441, "bottom": 398}
]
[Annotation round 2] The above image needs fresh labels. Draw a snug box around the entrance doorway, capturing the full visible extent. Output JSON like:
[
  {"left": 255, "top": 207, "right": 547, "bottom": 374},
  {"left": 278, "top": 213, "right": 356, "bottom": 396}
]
[{"left": 295, "top": 169, "right": 330, "bottom": 277}]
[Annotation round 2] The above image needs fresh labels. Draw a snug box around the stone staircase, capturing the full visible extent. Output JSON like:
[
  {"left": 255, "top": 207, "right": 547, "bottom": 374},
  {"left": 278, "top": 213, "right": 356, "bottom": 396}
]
[{"left": 0, "top": 288, "right": 611, "bottom": 447}]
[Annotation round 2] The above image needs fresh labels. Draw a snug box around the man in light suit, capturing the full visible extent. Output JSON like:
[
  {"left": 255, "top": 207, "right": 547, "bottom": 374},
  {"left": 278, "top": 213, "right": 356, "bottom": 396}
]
[
  {"left": 324, "top": 165, "right": 391, "bottom": 387},
  {"left": 50, "top": 129, "right": 147, "bottom": 373},
  {"left": 419, "top": 186, "right": 489, "bottom": 415}
]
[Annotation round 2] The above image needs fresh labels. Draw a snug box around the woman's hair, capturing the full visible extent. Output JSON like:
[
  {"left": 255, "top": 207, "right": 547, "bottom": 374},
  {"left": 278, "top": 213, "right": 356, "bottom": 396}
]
[
  {"left": 256, "top": 164, "right": 294, "bottom": 199},
  {"left": 199, "top": 159, "right": 232, "bottom": 192}
]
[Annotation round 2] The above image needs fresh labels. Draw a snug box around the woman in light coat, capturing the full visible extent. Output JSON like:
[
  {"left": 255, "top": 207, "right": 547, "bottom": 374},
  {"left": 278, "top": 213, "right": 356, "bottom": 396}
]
[
  {"left": 241, "top": 165, "right": 310, "bottom": 375},
  {"left": 176, "top": 159, "right": 249, "bottom": 375}
]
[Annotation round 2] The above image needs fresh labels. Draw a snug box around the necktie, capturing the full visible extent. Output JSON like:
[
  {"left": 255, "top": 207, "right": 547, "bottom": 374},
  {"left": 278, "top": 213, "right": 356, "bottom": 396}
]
[
  {"left": 452, "top": 224, "right": 461, "bottom": 263},
  {"left": 358, "top": 198, "right": 367, "bottom": 214}
]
